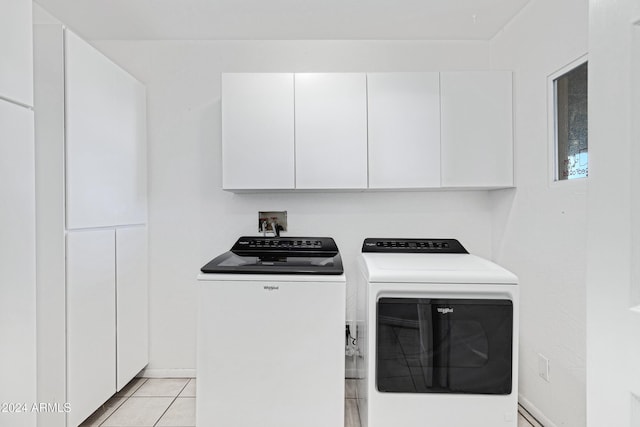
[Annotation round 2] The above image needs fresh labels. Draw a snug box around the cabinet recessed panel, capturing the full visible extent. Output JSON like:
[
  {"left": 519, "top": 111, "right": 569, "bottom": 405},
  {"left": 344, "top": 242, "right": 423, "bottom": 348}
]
[
  {"left": 440, "top": 71, "right": 513, "bottom": 188},
  {"left": 295, "top": 73, "right": 368, "bottom": 189},
  {"left": 368, "top": 72, "right": 441, "bottom": 188},
  {"left": 66, "top": 230, "right": 116, "bottom": 427},
  {"left": 222, "top": 73, "right": 295, "bottom": 190},
  {"left": 65, "top": 30, "right": 147, "bottom": 228}
]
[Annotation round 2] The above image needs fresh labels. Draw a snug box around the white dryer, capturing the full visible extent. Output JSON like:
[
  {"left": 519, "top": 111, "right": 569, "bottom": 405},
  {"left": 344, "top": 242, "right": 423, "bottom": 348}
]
[{"left": 356, "top": 238, "right": 518, "bottom": 427}]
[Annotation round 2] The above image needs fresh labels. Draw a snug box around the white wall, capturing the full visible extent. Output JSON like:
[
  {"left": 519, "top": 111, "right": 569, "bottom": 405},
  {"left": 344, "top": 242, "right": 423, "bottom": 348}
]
[
  {"left": 92, "top": 39, "right": 495, "bottom": 375},
  {"left": 489, "top": 0, "right": 588, "bottom": 426},
  {"left": 586, "top": 0, "right": 640, "bottom": 425}
]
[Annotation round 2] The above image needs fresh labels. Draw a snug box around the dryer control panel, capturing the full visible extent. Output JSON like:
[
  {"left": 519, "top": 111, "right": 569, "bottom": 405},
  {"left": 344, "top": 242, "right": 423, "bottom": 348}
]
[{"left": 361, "top": 238, "right": 468, "bottom": 254}]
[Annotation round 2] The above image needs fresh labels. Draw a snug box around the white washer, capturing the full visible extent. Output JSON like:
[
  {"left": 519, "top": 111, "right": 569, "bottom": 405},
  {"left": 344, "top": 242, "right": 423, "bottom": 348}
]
[
  {"left": 197, "top": 237, "right": 345, "bottom": 427},
  {"left": 356, "top": 238, "right": 519, "bottom": 427}
]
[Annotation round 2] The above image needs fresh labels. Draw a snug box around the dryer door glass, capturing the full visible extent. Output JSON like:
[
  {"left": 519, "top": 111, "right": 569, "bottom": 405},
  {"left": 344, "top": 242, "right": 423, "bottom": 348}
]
[{"left": 376, "top": 298, "right": 513, "bottom": 394}]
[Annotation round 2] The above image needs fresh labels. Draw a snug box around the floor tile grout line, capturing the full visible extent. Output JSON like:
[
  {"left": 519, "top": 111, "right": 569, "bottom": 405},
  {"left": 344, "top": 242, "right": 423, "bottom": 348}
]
[
  {"left": 519, "top": 410, "right": 537, "bottom": 426},
  {"left": 517, "top": 410, "right": 534, "bottom": 427},
  {"left": 518, "top": 403, "right": 544, "bottom": 427},
  {"left": 152, "top": 379, "right": 192, "bottom": 427},
  {"left": 97, "top": 377, "right": 148, "bottom": 427},
  {"left": 126, "top": 377, "right": 149, "bottom": 397},
  {"left": 97, "top": 394, "right": 130, "bottom": 427},
  {"left": 99, "top": 396, "right": 185, "bottom": 427},
  {"left": 177, "top": 377, "right": 195, "bottom": 398},
  {"left": 353, "top": 395, "right": 362, "bottom": 427},
  {"left": 97, "top": 378, "right": 536, "bottom": 427},
  {"left": 95, "top": 378, "right": 148, "bottom": 427},
  {"left": 152, "top": 396, "right": 180, "bottom": 427},
  {"left": 131, "top": 378, "right": 191, "bottom": 398}
]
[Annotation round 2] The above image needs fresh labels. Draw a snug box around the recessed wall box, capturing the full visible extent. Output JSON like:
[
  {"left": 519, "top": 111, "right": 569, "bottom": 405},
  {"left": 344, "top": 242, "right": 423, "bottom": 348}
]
[{"left": 258, "top": 211, "right": 287, "bottom": 236}]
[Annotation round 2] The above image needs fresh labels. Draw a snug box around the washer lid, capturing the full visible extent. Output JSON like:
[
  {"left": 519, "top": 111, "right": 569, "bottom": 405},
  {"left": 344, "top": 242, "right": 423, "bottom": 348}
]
[
  {"left": 200, "top": 236, "right": 344, "bottom": 275},
  {"left": 360, "top": 252, "right": 518, "bottom": 284}
]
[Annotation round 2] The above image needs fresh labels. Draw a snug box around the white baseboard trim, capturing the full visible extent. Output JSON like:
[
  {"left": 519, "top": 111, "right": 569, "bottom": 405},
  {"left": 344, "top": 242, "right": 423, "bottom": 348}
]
[
  {"left": 518, "top": 394, "right": 556, "bottom": 427},
  {"left": 140, "top": 368, "right": 196, "bottom": 378},
  {"left": 140, "top": 367, "right": 361, "bottom": 381}
]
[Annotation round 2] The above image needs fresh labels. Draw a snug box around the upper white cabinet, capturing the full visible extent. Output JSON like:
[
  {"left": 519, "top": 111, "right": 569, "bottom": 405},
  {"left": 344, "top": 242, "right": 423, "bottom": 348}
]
[
  {"left": 222, "top": 73, "right": 295, "bottom": 190},
  {"left": 367, "top": 72, "right": 441, "bottom": 189},
  {"left": 65, "top": 30, "right": 147, "bottom": 229},
  {"left": 295, "top": 73, "right": 368, "bottom": 189},
  {"left": 116, "top": 226, "right": 149, "bottom": 390},
  {"left": 440, "top": 71, "right": 513, "bottom": 188},
  {"left": 66, "top": 230, "right": 117, "bottom": 427},
  {"left": 0, "top": 0, "right": 33, "bottom": 106},
  {"left": 220, "top": 71, "right": 513, "bottom": 191}
]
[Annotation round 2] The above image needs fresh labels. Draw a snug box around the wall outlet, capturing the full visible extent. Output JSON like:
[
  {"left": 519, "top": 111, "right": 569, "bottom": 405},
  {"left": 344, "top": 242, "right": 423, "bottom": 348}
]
[{"left": 538, "top": 353, "right": 550, "bottom": 382}]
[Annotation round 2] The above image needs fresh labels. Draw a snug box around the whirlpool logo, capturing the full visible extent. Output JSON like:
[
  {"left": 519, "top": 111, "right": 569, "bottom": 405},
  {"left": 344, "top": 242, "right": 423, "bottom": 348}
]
[
  {"left": 437, "top": 307, "right": 454, "bottom": 314},
  {"left": 263, "top": 285, "right": 280, "bottom": 291}
]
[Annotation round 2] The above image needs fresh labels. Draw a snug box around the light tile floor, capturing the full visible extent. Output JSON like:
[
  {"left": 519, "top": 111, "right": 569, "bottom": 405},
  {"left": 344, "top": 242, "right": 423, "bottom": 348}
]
[{"left": 80, "top": 378, "right": 541, "bottom": 427}]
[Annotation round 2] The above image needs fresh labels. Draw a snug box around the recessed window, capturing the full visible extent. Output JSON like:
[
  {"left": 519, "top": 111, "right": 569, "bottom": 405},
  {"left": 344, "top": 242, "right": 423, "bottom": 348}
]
[{"left": 552, "top": 60, "right": 588, "bottom": 181}]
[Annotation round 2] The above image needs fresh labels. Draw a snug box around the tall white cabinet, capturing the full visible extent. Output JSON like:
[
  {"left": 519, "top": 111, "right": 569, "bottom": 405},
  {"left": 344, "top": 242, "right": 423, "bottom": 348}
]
[
  {"left": 34, "top": 25, "right": 149, "bottom": 427},
  {"left": 0, "top": 1, "right": 36, "bottom": 427}
]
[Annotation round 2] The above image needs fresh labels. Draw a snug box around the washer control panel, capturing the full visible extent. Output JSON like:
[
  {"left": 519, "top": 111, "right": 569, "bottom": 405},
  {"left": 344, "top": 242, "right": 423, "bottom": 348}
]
[
  {"left": 231, "top": 236, "right": 338, "bottom": 255},
  {"left": 361, "top": 238, "right": 468, "bottom": 254},
  {"left": 238, "top": 238, "right": 323, "bottom": 249}
]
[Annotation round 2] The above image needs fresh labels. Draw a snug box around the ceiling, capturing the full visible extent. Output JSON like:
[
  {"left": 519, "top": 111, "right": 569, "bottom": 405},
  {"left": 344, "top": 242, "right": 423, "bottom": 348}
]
[{"left": 35, "top": 0, "right": 532, "bottom": 41}]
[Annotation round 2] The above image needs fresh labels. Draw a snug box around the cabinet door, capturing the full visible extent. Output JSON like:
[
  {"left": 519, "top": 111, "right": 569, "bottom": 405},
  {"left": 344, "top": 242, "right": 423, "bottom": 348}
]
[
  {"left": 111, "top": 65, "right": 148, "bottom": 225},
  {"left": 65, "top": 30, "right": 147, "bottom": 229},
  {"left": 67, "top": 230, "right": 116, "bottom": 427},
  {"left": 0, "top": 102, "right": 36, "bottom": 427},
  {"left": 0, "top": 0, "right": 33, "bottom": 106},
  {"left": 222, "top": 73, "right": 295, "bottom": 190},
  {"left": 440, "top": 71, "right": 513, "bottom": 188},
  {"left": 116, "top": 226, "right": 149, "bottom": 390},
  {"left": 367, "top": 73, "right": 441, "bottom": 189},
  {"left": 295, "top": 73, "right": 368, "bottom": 189}
]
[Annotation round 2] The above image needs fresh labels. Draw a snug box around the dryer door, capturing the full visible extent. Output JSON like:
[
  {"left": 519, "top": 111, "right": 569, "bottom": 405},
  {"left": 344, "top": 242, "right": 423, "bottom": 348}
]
[{"left": 376, "top": 297, "right": 513, "bottom": 394}]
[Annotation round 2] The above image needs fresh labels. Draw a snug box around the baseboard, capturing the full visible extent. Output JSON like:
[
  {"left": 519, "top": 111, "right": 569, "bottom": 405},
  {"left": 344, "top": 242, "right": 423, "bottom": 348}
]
[
  {"left": 518, "top": 394, "right": 557, "bottom": 427},
  {"left": 139, "top": 368, "right": 196, "bottom": 378},
  {"left": 140, "top": 367, "right": 360, "bottom": 381}
]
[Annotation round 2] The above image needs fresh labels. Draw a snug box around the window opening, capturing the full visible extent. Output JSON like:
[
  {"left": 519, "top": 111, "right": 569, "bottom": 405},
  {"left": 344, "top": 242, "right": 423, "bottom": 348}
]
[{"left": 553, "top": 61, "right": 588, "bottom": 180}]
